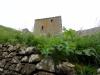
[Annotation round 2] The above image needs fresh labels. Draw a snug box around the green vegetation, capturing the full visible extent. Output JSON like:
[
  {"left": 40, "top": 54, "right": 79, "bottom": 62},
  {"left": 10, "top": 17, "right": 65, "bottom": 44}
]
[{"left": 0, "top": 25, "right": 100, "bottom": 75}]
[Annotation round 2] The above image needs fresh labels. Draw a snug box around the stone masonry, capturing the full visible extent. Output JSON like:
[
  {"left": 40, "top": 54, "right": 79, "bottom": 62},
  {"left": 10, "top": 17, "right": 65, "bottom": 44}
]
[
  {"left": 0, "top": 44, "right": 75, "bottom": 75},
  {"left": 34, "top": 16, "right": 62, "bottom": 36}
]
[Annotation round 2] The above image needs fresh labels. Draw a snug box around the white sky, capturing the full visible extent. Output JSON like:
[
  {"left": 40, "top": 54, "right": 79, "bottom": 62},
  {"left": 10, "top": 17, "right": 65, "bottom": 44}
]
[{"left": 0, "top": 0, "right": 100, "bottom": 31}]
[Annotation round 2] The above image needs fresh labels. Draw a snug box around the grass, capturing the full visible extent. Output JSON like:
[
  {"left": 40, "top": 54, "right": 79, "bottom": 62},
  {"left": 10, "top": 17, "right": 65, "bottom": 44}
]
[
  {"left": 0, "top": 25, "right": 20, "bottom": 43},
  {"left": 0, "top": 25, "right": 100, "bottom": 75}
]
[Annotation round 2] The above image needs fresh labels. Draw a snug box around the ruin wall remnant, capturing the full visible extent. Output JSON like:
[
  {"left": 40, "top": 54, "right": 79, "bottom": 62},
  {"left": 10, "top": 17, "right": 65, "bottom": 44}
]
[{"left": 34, "top": 16, "right": 62, "bottom": 36}]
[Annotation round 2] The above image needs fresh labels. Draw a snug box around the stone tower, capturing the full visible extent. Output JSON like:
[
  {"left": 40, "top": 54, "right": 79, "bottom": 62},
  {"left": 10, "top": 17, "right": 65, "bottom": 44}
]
[{"left": 34, "top": 16, "right": 62, "bottom": 36}]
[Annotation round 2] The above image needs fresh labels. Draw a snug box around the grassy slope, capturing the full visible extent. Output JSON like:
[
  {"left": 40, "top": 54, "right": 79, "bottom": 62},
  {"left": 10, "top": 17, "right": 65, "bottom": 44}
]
[
  {"left": 0, "top": 25, "right": 36, "bottom": 45},
  {"left": 0, "top": 25, "right": 20, "bottom": 43}
]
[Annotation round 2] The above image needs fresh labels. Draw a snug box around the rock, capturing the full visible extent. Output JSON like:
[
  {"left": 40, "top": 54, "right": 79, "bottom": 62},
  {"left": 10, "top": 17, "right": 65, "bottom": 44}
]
[
  {"left": 5, "top": 62, "right": 11, "bottom": 69},
  {"left": 2, "top": 52, "right": 9, "bottom": 58},
  {"left": 17, "top": 47, "right": 26, "bottom": 55},
  {"left": 11, "top": 57, "right": 20, "bottom": 64},
  {"left": 9, "top": 64, "right": 16, "bottom": 70},
  {"left": 2, "top": 70, "right": 10, "bottom": 75},
  {"left": 18, "top": 49, "right": 26, "bottom": 55},
  {"left": 0, "top": 44, "right": 2, "bottom": 49},
  {"left": 18, "top": 47, "right": 39, "bottom": 56},
  {"left": 3, "top": 70, "right": 19, "bottom": 75},
  {"left": 6, "top": 58, "right": 12, "bottom": 62},
  {"left": 29, "top": 54, "right": 41, "bottom": 63},
  {"left": 97, "top": 68, "right": 100, "bottom": 75},
  {"left": 25, "top": 47, "right": 38, "bottom": 55},
  {"left": 0, "top": 68, "right": 3, "bottom": 72},
  {"left": 36, "top": 58, "right": 55, "bottom": 72},
  {"left": 2, "top": 44, "right": 8, "bottom": 47},
  {"left": 15, "top": 44, "right": 21, "bottom": 49},
  {"left": 21, "top": 56, "right": 28, "bottom": 63},
  {"left": 55, "top": 62, "right": 75, "bottom": 75},
  {"left": 8, "top": 45, "right": 14, "bottom": 52},
  {"left": 15, "top": 63, "right": 23, "bottom": 72},
  {"left": 22, "top": 28, "right": 30, "bottom": 33},
  {"left": 7, "top": 52, "right": 16, "bottom": 58},
  {"left": 0, "top": 59, "right": 6, "bottom": 68},
  {"left": 21, "top": 64, "right": 35, "bottom": 75},
  {"left": 34, "top": 72, "right": 55, "bottom": 75}
]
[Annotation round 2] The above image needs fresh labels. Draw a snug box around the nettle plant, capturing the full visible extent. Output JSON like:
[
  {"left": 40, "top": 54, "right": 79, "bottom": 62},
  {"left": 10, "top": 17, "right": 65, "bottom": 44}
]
[{"left": 40, "top": 29, "right": 77, "bottom": 65}]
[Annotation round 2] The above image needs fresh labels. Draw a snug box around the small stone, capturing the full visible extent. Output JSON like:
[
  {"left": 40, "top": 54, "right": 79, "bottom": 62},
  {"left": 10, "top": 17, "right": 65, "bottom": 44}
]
[
  {"left": 25, "top": 47, "right": 36, "bottom": 55},
  {"left": 21, "top": 56, "right": 28, "bottom": 63},
  {"left": 97, "top": 68, "right": 100, "bottom": 74},
  {"left": 11, "top": 57, "right": 20, "bottom": 64},
  {"left": 8, "top": 45, "right": 14, "bottom": 52},
  {"left": 0, "top": 44, "right": 2, "bottom": 49},
  {"left": 5, "top": 62, "right": 11, "bottom": 69},
  {"left": 21, "top": 64, "right": 35, "bottom": 75},
  {"left": 36, "top": 58, "right": 55, "bottom": 72},
  {"left": 29, "top": 54, "right": 41, "bottom": 63},
  {"left": 15, "top": 44, "right": 21, "bottom": 49},
  {"left": 0, "top": 59, "right": 6, "bottom": 68},
  {"left": 2, "top": 52, "right": 9, "bottom": 58},
  {"left": 19, "top": 50, "right": 26, "bottom": 55},
  {"left": 15, "top": 63, "right": 23, "bottom": 72},
  {"left": 7, "top": 52, "right": 16, "bottom": 58},
  {"left": 9, "top": 64, "right": 16, "bottom": 70},
  {"left": 56, "top": 62, "right": 75, "bottom": 75},
  {"left": 0, "top": 68, "right": 3, "bottom": 72},
  {"left": 34, "top": 72, "right": 55, "bottom": 75}
]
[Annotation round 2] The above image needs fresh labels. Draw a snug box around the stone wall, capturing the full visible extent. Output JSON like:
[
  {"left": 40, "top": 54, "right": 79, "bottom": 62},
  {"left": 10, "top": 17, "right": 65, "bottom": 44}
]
[
  {"left": 34, "top": 16, "right": 62, "bottom": 36},
  {"left": 0, "top": 44, "right": 75, "bottom": 75}
]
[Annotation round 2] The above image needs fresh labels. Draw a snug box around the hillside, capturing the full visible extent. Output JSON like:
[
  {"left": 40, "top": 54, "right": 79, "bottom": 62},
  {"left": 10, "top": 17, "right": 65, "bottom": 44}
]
[
  {"left": 78, "top": 26, "right": 100, "bottom": 36},
  {"left": 0, "top": 25, "right": 21, "bottom": 43}
]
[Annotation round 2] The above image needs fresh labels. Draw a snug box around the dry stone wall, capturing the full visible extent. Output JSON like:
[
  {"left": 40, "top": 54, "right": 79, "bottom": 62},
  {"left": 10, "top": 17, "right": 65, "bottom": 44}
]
[{"left": 0, "top": 44, "right": 75, "bottom": 75}]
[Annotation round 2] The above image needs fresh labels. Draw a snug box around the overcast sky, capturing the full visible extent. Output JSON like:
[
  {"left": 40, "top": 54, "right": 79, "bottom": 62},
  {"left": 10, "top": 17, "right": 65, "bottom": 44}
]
[{"left": 0, "top": 0, "right": 100, "bottom": 31}]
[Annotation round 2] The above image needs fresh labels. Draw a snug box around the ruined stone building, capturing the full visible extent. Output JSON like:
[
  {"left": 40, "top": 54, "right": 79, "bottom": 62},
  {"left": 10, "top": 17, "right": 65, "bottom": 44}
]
[{"left": 34, "top": 16, "right": 62, "bottom": 36}]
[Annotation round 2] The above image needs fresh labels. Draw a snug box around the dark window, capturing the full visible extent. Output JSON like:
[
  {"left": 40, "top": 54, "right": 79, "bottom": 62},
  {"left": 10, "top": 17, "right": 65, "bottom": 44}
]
[
  {"left": 41, "top": 26, "right": 44, "bottom": 30},
  {"left": 51, "top": 19, "right": 53, "bottom": 22}
]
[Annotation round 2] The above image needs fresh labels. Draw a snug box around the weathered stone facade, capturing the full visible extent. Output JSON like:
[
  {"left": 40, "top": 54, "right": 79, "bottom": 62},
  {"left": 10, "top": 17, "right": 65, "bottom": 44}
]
[{"left": 34, "top": 16, "right": 62, "bottom": 36}]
